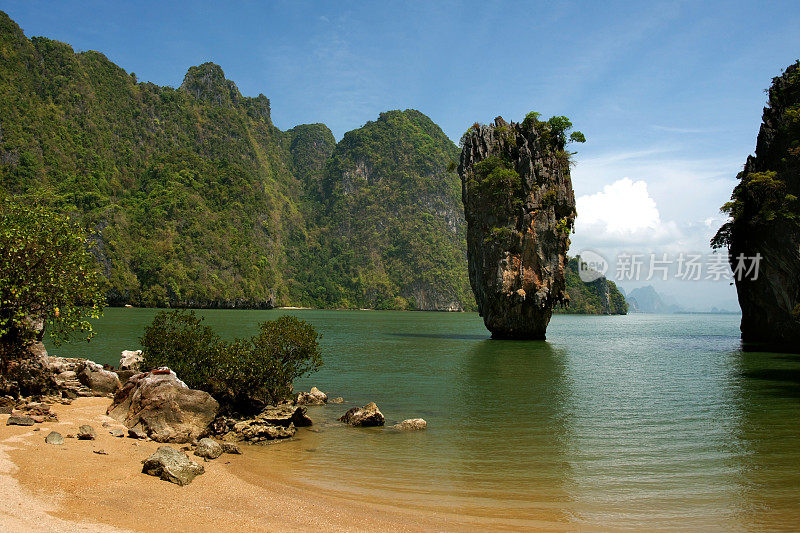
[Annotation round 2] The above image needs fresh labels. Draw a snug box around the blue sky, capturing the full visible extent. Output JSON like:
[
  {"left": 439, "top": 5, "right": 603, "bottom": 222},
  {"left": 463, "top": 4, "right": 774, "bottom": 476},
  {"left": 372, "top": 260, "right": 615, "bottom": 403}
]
[{"left": 5, "top": 1, "right": 800, "bottom": 309}]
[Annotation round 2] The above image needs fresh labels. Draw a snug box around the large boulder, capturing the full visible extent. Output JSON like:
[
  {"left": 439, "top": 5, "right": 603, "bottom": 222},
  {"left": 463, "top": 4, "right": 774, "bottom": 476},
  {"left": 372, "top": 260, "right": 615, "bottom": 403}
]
[
  {"left": 119, "top": 350, "right": 143, "bottom": 372},
  {"left": 77, "top": 425, "right": 96, "bottom": 440},
  {"left": 338, "top": 402, "right": 385, "bottom": 427},
  {"left": 77, "top": 361, "right": 121, "bottom": 395},
  {"left": 107, "top": 368, "right": 219, "bottom": 444},
  {"left": 295, "top": 386, "right": 328, "bottom": 405},
  {"left": 142, "top": 446, "right": 205, "bottom": 486},
  {"left": 45, "top": 431, "right": 64, "bottom": 445}
]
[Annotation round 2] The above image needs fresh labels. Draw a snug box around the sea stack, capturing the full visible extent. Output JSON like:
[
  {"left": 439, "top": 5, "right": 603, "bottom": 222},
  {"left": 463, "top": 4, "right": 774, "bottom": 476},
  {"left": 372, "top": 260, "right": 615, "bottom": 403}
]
[
  {"left": 712, "top": 61, "right": 800, "bottom": 348},
  {"left": 458, "top": 115, "right": 577, "bottom": 339}
]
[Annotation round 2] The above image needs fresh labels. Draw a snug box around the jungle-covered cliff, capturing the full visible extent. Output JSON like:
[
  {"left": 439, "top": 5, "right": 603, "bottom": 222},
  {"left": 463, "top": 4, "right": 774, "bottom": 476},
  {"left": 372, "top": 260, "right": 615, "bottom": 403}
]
[
  {"left": 561, "top": 257, "right": 627, "bottom": 315},
  {"left": 0, "top": 12, "right": 473, "bottom": 310},
  {"left": 0, "top": 11, "right": 623, "bottom": 314},
  {"left": 713, "top": 61, "right": 800, "bottom": 347}
]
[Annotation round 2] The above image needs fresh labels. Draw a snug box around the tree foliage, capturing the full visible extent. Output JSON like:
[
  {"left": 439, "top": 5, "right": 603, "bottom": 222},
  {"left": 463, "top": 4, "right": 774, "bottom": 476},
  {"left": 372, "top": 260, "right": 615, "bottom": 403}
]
[
  {"left": 522, "top": 111, "right": 586, "bottom": 148},
  {"left": 0, "top": 198, "right": 105, "bottom": 349},
  {"left": 141, "top": 310, "right": 322, "bottom": 414}
]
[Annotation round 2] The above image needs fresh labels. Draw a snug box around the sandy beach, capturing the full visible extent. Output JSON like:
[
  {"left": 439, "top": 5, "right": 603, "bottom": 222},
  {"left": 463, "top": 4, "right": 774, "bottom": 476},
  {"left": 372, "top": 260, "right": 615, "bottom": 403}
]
[{"left": 0, "top": 397, "right": 513, "bottom": 532}]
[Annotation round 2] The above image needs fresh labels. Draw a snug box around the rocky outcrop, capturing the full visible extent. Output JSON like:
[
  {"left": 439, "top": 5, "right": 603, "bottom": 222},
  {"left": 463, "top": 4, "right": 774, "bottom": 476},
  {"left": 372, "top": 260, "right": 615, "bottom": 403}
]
[
  {"left": 77, "top": 361, "right": 121, "bottom": 395},
  {"left": 212, "top": 404, "right": 311, "bottom": 444},
  {"left": 107, "top": 368, "right": 219, "bottom": 443},
  {"left": 339, "top": 402, "right": 385, "bottom": 427},
  {"left": 142, "top": 446, "right": 205, "bottom": 486},
  {"left": 713, "top": 62, "right": 800, "bottom": 348},
  {"left": 0, "top": 317, "right": 55, "bottom": 397},
  {"left": 295, "top": 386, "right": 327, "bottom": 405},
  {"left": 458, "top": 116, "right": 577, "bottom": 338},
  {"left": 6, "top": 415, "right": 34, "bottom": 426},
  {"left": 49, "top": 357, "right": 93, "bottom": 397},
  {"left": 119, "top": 350, "right": 143, "bottom": 372}
]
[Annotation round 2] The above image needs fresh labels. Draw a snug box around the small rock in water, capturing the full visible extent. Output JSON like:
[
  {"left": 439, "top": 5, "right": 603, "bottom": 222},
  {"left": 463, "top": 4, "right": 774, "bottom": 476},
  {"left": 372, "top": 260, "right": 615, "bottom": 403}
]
[
  {"left": 296, "top": 386, "right": 328, "bottom": 405},
  {"left": 194, "top": 438, "right": 223, "bottom": 460},
  {"left": 392, "top": 418, "right": 427, "bottom": 431},
  {"left": 142, "top": 446, "right": 205, "bottom": 486},
  {"left": 329, "top": 397, "right": 344, "bottom": 404},
  {"left": 338, "top": 402, "right": 385, "bottom": 427},
  {"left": 77, "top": 425, "right": 96, "bottom": 440},
  {"left": 6, "top": 415, "right": 35, "bottom": 426},
  {"left": 109, "top": 428, "right": 125, "bottom": 438},
  {"left": 45, "top": 431, "right": 64, "bottom": 445},
  {"left": 221, "top": 442, "right": 241, "bottom": 455}
]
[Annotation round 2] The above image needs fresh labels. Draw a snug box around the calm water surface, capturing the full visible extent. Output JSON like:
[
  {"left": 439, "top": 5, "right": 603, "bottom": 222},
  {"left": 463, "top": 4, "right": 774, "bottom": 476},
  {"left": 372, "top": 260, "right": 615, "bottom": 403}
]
[{"left": 48, "top": 309, "right": 800, "bottom": 530}]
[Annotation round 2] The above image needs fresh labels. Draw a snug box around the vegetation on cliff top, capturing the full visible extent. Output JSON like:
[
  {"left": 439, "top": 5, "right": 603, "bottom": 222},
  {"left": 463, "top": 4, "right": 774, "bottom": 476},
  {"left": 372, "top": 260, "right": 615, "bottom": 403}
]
[{"left": 712, "top": 60, "right": 800, "bottom": 249}]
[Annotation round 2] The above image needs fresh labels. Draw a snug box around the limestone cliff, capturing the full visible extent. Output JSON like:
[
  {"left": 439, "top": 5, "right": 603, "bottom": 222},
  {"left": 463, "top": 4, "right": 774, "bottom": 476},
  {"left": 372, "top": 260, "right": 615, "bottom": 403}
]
[
  {"left": 458, "top": 116, "right": 577, "bottom": 338},
  {"left": 713, "top": 61, "right": 800, "bottom": 348}
]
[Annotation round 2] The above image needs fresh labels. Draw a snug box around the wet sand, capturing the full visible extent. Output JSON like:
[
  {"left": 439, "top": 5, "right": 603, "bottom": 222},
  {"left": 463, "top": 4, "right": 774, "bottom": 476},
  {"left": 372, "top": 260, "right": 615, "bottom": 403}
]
[{"left": 0, "top": 397, "right": 537, "bottom": 532}]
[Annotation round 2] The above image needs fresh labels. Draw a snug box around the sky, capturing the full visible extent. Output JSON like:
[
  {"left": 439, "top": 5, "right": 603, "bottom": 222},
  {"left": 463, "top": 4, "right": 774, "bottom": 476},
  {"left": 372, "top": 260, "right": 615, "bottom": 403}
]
[{"left": 5, "top": 0, "right": 800, "bottom": 310}]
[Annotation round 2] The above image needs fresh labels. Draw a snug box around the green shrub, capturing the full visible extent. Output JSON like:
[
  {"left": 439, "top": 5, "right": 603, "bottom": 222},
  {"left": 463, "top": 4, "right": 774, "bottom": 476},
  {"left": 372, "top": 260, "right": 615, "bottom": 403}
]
[{"left": 141, "top": 310, "right": 322, "bottom": 414}]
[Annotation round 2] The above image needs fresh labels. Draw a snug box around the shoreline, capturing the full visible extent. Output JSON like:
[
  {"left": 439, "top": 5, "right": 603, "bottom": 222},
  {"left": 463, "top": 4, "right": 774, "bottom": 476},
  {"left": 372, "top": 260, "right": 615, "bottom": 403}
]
[{"left": 0, "top": 397, "right": 534, "bottom": 532}]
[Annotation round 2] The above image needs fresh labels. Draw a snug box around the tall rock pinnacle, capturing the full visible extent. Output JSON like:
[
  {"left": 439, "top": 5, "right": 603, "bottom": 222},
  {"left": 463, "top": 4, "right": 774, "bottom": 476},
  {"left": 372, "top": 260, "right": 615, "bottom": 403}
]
[{"left": 458, "top": 115, "right": 578, "bottom": 339}]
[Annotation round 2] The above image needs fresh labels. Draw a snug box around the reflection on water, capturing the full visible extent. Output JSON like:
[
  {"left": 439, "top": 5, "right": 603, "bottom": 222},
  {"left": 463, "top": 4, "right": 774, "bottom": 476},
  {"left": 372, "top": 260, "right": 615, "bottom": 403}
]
[
  {"left": 47, "top": 310, "right": 800, "bottom": 529},
  {"left": 731, "top": 349, "right": 800, "bottom": 529},
  {"left": 453, "top": 340, "right": 573, "bottom": 522}
]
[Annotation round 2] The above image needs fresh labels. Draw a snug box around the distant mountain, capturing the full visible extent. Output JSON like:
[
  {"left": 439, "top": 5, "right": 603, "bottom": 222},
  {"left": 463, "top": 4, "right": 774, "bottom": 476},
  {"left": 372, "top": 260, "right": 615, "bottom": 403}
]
[{"left": 626, "top": 286, "right": 683, "bottom": 314}]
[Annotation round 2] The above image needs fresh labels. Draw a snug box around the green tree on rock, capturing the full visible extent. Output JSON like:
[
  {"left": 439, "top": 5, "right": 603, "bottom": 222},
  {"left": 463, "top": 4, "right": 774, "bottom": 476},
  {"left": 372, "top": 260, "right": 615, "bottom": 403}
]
[{"left": 0, "top": 198, "right": 105, "bottom": 395}]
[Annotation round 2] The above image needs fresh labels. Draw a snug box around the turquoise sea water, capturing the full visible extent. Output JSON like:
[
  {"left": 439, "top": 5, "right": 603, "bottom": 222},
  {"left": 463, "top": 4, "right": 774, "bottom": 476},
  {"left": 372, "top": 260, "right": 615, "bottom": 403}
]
[{"left": 47, "top": 309, "right": 800, "bottom": 529}]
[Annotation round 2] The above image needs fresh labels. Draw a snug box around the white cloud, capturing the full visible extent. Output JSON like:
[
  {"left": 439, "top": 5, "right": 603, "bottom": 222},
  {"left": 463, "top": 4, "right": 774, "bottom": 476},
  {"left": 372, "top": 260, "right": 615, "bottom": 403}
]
[{"left": 573, "top": 177, "right": 681, "bottom": 247}]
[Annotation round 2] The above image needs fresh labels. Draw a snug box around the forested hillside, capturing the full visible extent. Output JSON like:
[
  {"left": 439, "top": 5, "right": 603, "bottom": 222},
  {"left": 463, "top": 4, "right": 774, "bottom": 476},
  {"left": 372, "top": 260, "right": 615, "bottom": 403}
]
[
  {"left": 0, "top": 12, "right": 473, "bottom": 310},
  {"left": 0, "top": 11, "right": 624, "bottom": 314}
]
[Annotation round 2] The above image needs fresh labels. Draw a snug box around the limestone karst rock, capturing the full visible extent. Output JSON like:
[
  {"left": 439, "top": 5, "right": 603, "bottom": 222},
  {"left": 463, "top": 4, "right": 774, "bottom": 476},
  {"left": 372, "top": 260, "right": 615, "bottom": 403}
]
[
  {"left": 458, "top": 116, "right": 577, "bottom": 339},
  {"left": 107, "top": 368, "right": 219, "bottom": 443},
  {"left": 713, "top": 61, "right": 800, "bottom": 348}
]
